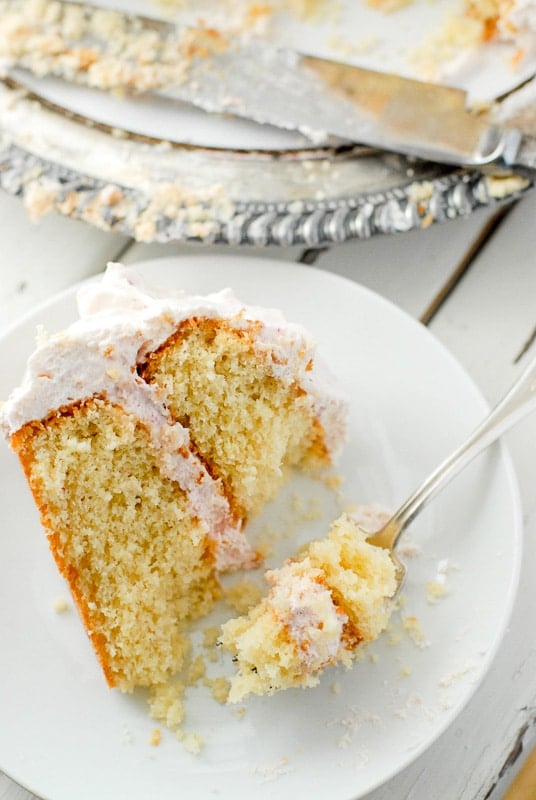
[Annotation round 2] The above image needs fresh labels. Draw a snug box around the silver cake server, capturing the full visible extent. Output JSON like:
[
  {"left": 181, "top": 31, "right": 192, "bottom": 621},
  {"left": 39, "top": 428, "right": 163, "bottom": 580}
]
[
  {"left": 2, "top": 0, "right": 536, "bottom": 172},
  {"left": 167, "top": 51, "right": 536, "bottom": 172}
]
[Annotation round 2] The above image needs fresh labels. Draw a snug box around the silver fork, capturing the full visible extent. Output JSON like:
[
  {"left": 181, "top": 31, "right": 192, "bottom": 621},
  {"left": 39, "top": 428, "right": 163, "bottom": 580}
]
[{"left": 369, "top": 351, "right": 536, "bottom": 591}]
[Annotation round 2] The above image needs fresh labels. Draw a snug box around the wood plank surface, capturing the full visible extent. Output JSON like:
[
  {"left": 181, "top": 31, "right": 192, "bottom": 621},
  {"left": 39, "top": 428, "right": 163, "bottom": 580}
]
[
  {"left": 503, "top": 745, "right": 536, "bottom": 800},
  {"left": 310, "top": 205, "right": 506, "bottom": 320}
]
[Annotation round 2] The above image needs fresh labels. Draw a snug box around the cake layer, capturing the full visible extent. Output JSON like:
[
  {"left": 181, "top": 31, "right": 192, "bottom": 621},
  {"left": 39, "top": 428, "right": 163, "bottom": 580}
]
[
  {"left": 221, "top": 512, "right": 396, "bottom": 702},
  {"left": 140, "top": 316, "right": 328, "bottom": 520},
  {"left": 12, "top": 399, "right": 220, "bottom": 690}
]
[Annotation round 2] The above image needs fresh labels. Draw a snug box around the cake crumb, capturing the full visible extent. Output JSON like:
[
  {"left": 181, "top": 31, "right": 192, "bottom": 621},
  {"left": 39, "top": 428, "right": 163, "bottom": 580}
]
[
  {"left": 149, "top": 681, "right": 186, "bottom": 729},
  {"left": 426, "top": 579, "right": 449, "bottom": 604},
  {"left": 255, "top": 524, "right": 279, "bottom": 558},
  {"left": 187, "top": 654, "right": 206, "bottom": 685},
  {"left": 176, "top": 730, "right": 204, "bottom": 755},
  {"left": 302, "top": 496, "right": 322, "bottom": 521},
  {"left": 24, "top": 180, "right": 57, "bottom": 220},
  {"left": 149, "top": 728, "right": 161, "bottom": 746},
  {"left": 393, "top": 593, "right": 408, "bottom": 611},
  {"left": 420, "top": 214, "right": 435, "bottom": 230},
  {"left": 204, "top": 676, "right": 230, "bottom": 704},
  {"left": 399, "top": 665, "right": 413, "bottom": 677},
  {"left": 291, "top": 492, "right": 305, "bottom": 514},
  {"left": 52, "top": 597, "right": 69, "bottom": 613},
  {"left": 287, "top": 491, "right": 324, "bottom": 522},
  {"left": 402, "top": 615, "right": 430, "bottom": 649},
  {"left": 485, "top": 174, "right": 530, "bottom": 200},
  {"left": 385, "top": 621, "right": 403, "bottom": 646},
  {"left": 35, "top": 325, "right": 49, "bottom": 347},
  {"left": 254, "top": 486, "right": 328, "bottom": 556},
  {"left": 438, "top": 662, "right": 476, "bottom": 687},
  {"left": 206, "top": 648, "right": 219, "bottom": 664},
  {"left": 233, "top": 706, "right": 247, "bottom": 720},
  {"left": 330, "top": 681, "right": 342, "bottom": 694},
  {"left": 224, "top": 579, "right": 264, "bottom": 614},
  {"left": 203, "top": 625, "right": 220, "bottom": 648},
  {"left": 364, "top": 0, "right": 413, "bottom": 11},
  {"left": 203, "top": 625, "right": 222, "bottom": 662},
  {"left": 105, "top": 367, "right": 122, "bottom": 381},
  {"left": 322, "top": 473, "right": 343, "bottom": 491},
  {"left": 397, "top": 537, "right": 422, "bottom": 558}
]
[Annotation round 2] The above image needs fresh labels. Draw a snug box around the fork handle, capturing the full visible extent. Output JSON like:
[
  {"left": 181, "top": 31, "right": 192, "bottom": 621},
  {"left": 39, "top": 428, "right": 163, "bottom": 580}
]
[{"left": 386, "top": 351, "right": 536, "bottom": 547}]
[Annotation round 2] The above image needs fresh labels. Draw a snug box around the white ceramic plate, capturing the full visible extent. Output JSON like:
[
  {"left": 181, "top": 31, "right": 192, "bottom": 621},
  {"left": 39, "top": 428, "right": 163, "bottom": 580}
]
[{"left": 0, "top": 256, "right": 522, "bottom": 800}]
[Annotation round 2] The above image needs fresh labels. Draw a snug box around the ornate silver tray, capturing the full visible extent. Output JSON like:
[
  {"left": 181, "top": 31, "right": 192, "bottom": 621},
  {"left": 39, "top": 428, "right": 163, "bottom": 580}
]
[
  {"left": 1, "top": 0, "right": 534, "bottom": 245},
  {"left": 0, "top": 75, "right": 532, "bottom": 245}
]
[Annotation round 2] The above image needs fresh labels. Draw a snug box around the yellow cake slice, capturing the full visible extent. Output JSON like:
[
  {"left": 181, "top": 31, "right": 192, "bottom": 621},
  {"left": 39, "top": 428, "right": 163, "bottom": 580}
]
[
  {"left": 0, "top": 262, "right": 347, "bottom": 692},
  {"left": 221, "top": 511, "right": 396, "bottom": 702}
]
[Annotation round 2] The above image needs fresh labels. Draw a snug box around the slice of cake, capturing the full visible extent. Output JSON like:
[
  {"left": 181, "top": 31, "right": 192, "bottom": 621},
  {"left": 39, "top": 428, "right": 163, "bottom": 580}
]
[
  {"left": 0, "top": 262, "right": 347, "bottom": 692},
  {"left": 220, "top": 511, "right": 396, "bottom": 702}
]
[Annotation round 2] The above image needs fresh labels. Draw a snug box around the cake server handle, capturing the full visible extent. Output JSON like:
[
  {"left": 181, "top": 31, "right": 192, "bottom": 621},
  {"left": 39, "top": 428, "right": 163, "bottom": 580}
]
[{"left": 502, "top": 129, "right": 536, "bottom": 179}]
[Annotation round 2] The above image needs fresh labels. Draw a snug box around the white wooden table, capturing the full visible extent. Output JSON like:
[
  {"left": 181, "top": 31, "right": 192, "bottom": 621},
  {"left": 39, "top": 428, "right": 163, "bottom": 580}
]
[{"left": 1, "top": 188, "right": 535, "bottom": 800}]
